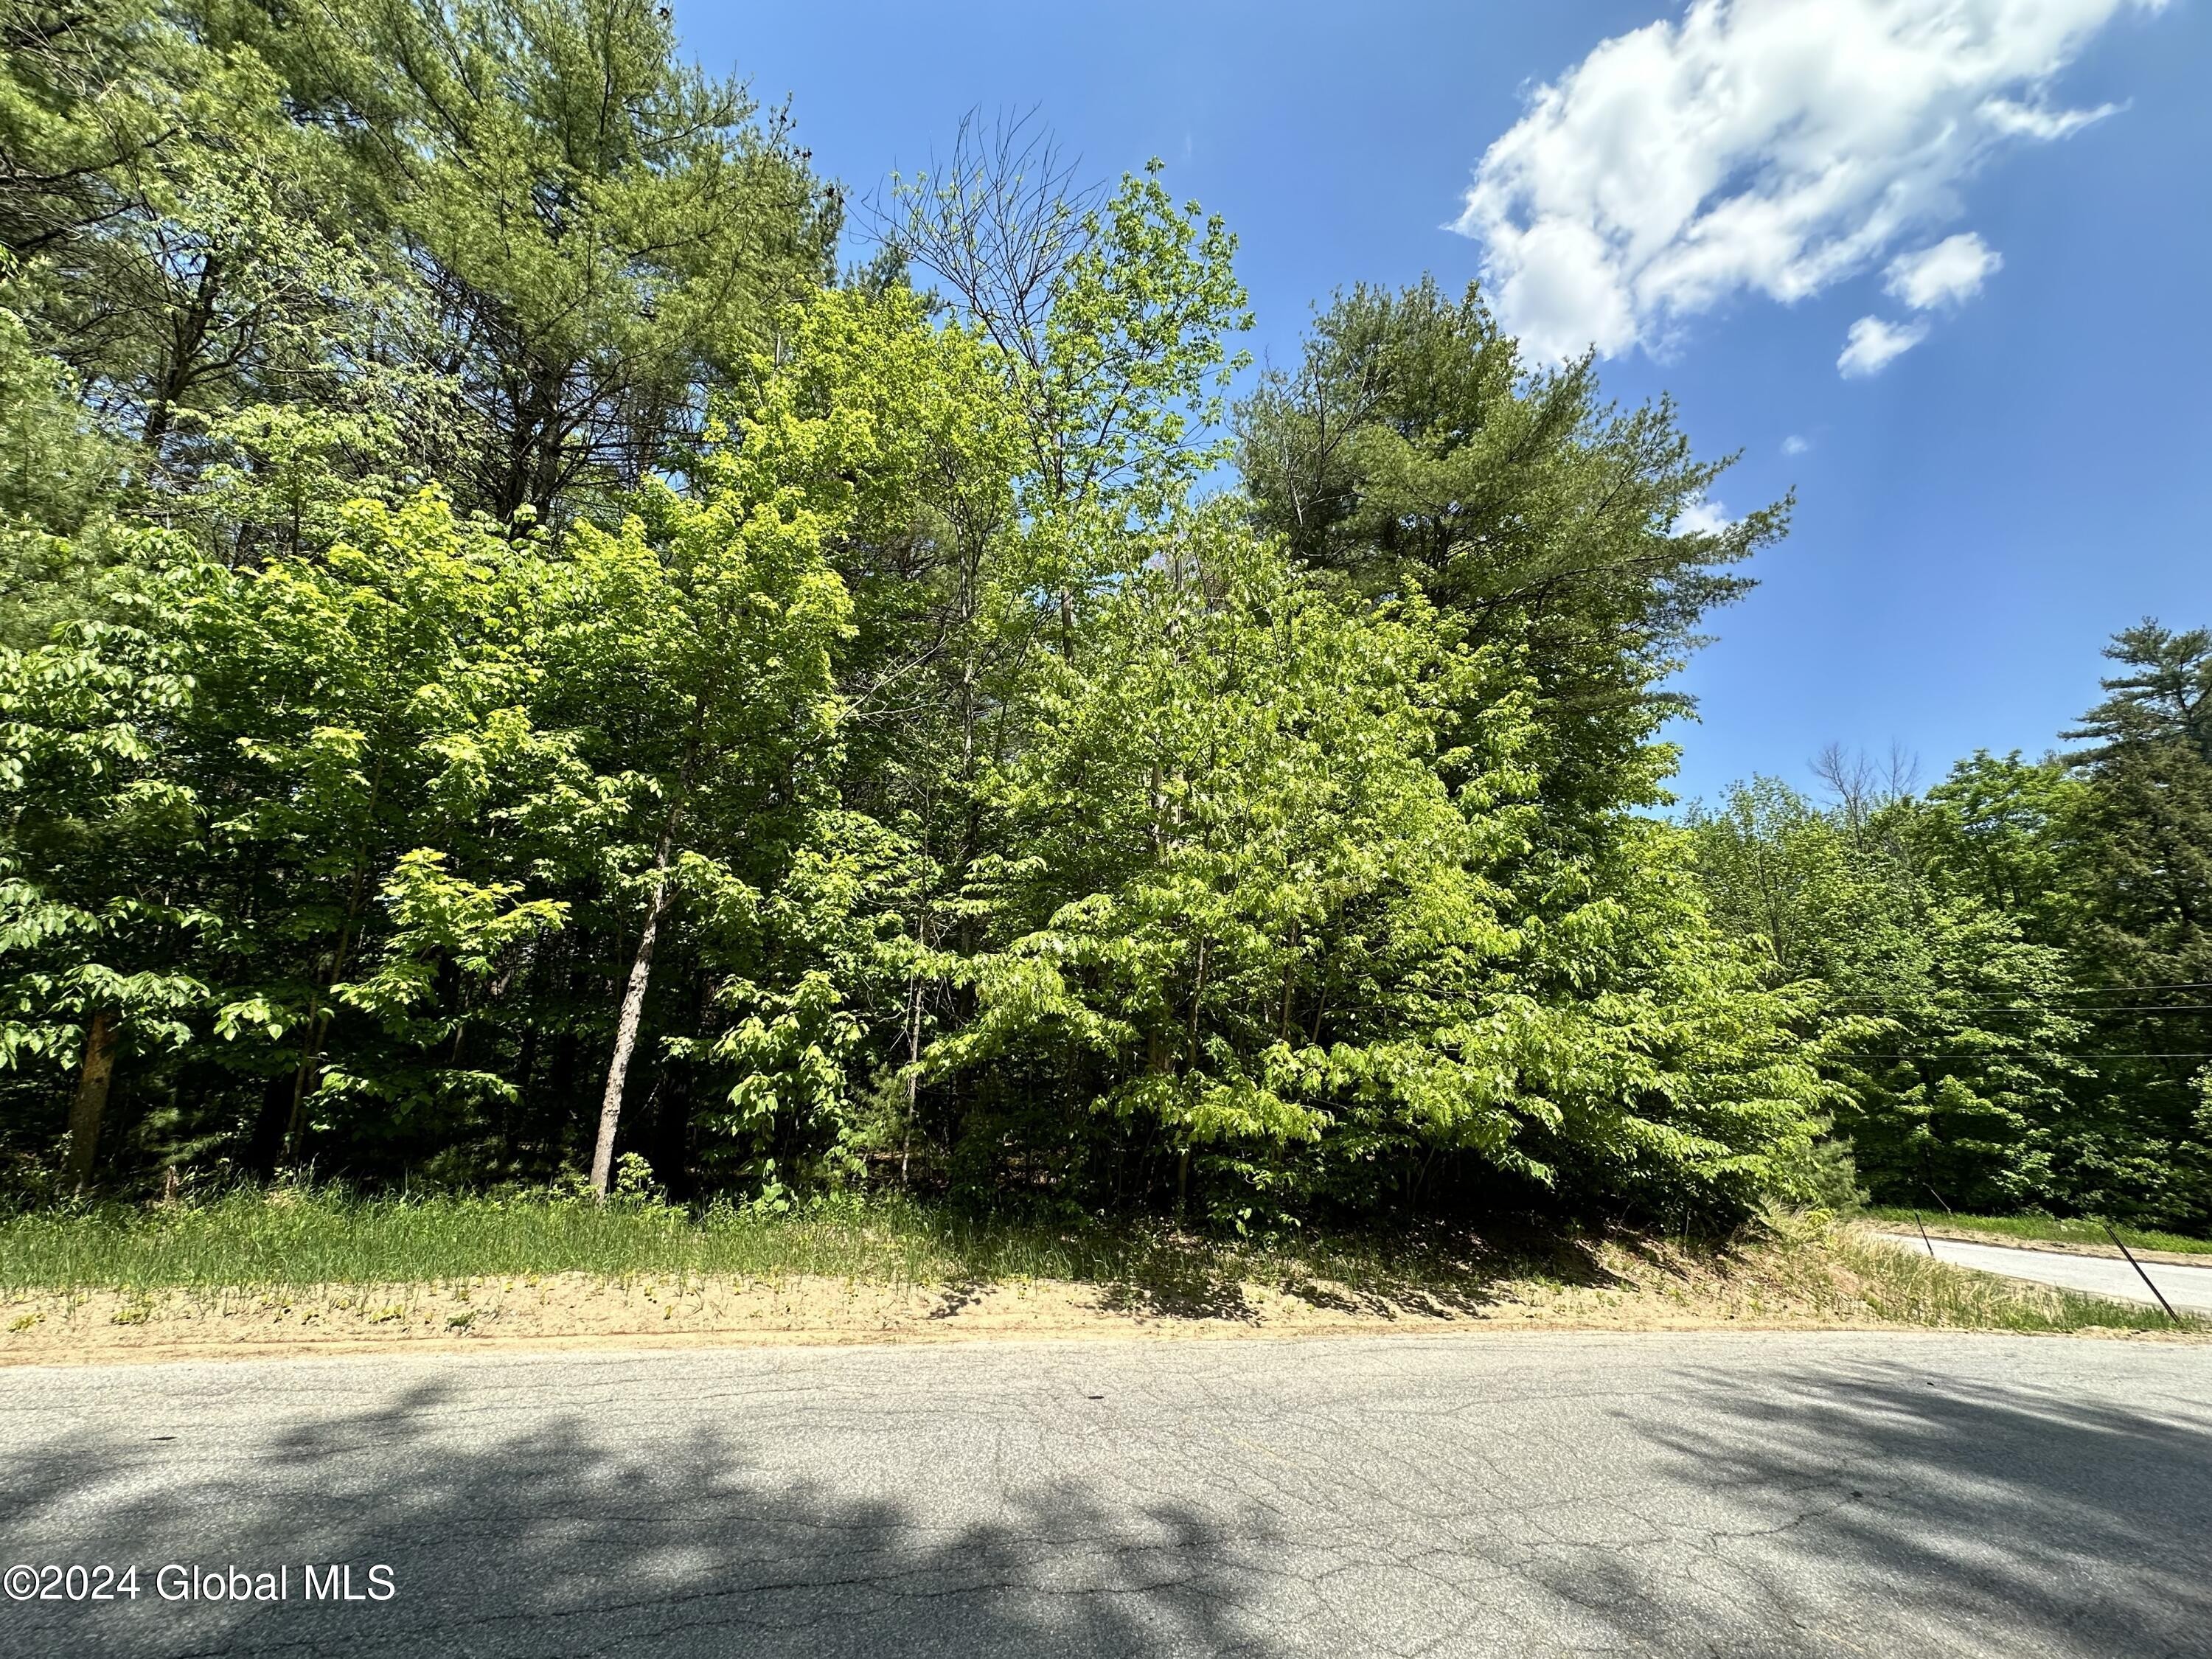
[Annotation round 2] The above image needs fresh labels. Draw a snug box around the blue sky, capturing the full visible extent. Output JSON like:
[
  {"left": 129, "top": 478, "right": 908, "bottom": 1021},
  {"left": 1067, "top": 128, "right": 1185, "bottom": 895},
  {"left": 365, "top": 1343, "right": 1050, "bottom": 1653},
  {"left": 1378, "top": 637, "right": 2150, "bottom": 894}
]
[{"left": 676, "top": 0, "right": 2210, "bottom": 804}]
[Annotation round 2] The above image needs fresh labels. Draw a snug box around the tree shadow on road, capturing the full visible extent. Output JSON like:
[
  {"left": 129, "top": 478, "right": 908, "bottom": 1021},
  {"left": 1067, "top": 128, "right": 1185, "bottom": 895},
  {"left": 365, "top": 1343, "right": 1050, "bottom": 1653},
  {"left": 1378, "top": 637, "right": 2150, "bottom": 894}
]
[
  {"left": 1614, "top": 1354, "right": 2212, "bottom": 1655},
  {"left": 1, "top": 1365, "right": 1281, "bottom": 1658},
  {"left": 10, "top": 1340, "right": 2207, "bottom": 1658}
]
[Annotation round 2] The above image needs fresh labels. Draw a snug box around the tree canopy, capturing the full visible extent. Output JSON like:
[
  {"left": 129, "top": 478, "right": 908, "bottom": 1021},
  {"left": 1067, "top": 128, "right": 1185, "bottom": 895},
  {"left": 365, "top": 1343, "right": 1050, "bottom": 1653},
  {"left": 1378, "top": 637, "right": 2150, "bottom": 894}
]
[{"left": 12, "top": 1, "right": 2183, "bottom": 1237}]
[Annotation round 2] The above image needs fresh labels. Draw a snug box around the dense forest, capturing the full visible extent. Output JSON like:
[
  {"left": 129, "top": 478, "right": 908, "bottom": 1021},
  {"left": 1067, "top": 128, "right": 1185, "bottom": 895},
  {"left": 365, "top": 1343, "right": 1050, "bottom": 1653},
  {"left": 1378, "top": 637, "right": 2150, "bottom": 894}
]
[{"left": 1, "top": 0, "right": 2203, "bottom": 1233}]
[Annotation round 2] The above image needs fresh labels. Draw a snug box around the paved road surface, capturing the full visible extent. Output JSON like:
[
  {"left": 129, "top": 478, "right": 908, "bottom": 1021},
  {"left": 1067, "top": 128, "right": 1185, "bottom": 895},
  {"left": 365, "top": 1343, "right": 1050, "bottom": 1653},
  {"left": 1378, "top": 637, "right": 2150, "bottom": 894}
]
[
  {"left": 1874, "top": 1231, "right": 2212, "bottom": 1314},
  {"left": 5, "top": 1333, "right": 2211, "bottom": 1657}
]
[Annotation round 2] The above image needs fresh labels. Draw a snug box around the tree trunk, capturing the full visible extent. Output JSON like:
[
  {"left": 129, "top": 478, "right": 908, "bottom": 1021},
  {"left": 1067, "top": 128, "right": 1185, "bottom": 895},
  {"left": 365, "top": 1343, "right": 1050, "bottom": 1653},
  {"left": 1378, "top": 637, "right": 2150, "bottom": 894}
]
[
  {"left": 283, "top": 1000, "right": 324, "bottom": 1161},
  {"left": 141, "top": 256, "right": 222, "bottom": 459},
  {"left": 507, "top": 1024, "right": 538, "bottom": 1159},
  {"left": 590, "top": 844, "right": 677, "bottom": 1197},
  {"left": 283, "top": 784, "right": 380, "bottom": 1162},
  {"left": 550, "top": 1027, "right": 578, "bottom": 1144},
  {"left": 66, "top": 1011, "right": 119, "bottom": 1190},
  {"left": 900, "top": 973, "right": 922, "bottom": 1185},
  {"left": 247, "top": 1070, "right": 294, "bottom": 1174}
]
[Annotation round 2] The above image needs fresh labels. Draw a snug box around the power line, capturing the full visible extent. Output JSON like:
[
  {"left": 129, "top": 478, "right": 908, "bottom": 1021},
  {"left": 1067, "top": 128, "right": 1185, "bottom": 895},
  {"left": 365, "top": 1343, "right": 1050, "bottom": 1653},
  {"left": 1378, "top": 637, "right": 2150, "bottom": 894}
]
[
  {"left": 1822, "top": 997, "right": 2212, "bottom": 1011},
  {"left": 1825, "top": 993, "right": 2212, "bottom": 1003},
  {"left": 1824, "top": 1005, "right": 2212, "bottom": 1017},
  {"left": 1823, "top": 979, "right": 2212, "bottom": 999},
  {"left": 1837, "top": 1052, "right": 2212, "bottom": 1062}
]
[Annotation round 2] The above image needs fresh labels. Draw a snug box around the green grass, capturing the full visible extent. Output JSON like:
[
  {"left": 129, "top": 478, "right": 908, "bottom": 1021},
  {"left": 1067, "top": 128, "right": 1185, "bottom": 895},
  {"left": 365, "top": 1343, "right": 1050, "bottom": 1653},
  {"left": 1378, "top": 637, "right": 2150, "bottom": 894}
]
[
  {"left": 0, "top": 1187, "right": 1548, "bottom": 1312},
  {"left": 1831, "top": 1228, "right": 2202, "bottom": 1334},
  {"left": 2, "top": 1192, "right": 2200, "bottom": 1339},
  {"left": 0, "top": 1190, "right": 1110, "bottom": 1295},
  {"left": 1860, "top": 1207, "right": 2212, "bottom": 1256}
]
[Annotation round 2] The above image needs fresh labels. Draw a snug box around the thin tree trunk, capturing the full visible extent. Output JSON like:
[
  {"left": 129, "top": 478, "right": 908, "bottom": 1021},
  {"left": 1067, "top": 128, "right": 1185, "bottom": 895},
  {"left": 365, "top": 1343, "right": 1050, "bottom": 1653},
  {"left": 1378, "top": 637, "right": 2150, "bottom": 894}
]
[
  {"left": 284, "top": 770, "right": 383, "bottom": 1161},
  {"left": 590, "top": 831, "right": 678, "bottom": 1197},
  {"left": 507, "top": 1024, "right": 538, "bottom": 1159},
  {"left": 248, "top": 1070, "right": 293, "bottom": 1174},
  {"left": 900, "top": 973, "right": 922, "bottom": 1186},
  {"left": 1186, "top": 936, "right": 1207, "bottom": 1068},
  {"left": 282, "top": 1001, "right": 321, "bottom": 1158},
  {"left": 141, "top": 257, "right": 221, "bottom": 457},
  {"left": 66, "top": 1011, "right": 119, "bottom": 1190}
]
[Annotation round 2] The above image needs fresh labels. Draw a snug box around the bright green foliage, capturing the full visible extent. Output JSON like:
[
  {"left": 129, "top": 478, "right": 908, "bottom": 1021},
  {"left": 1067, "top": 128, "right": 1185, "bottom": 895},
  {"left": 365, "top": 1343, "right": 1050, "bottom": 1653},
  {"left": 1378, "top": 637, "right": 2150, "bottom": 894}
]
[
  {"left": 0, "top": 9, "right": 1838, "bottom": 1233},
  {"left": 1909, "top": 752, "right": 2087, "bottom": 948},
  {"left": 0, "top": 495, "right": 566, "bottom": 1178},
  {"left": 0, "top": 305, "right": 116, "bottom": 535},
  {"left": 927, "top": 519, "right": 1820, "bottom": 1224},
  {"left": 0, "top": 597, "right": 206, "bottom": 1082},
  {"left": 936, "top": 518, "right": 1534, "bottom": 1161},
  {"left": 1694, "top": 667, "right": 2212, "bottom": 1232},
  {"left": 1032, "top": 163, "right": 1252, "bottom": 515},
  {"left": 886, "top": 131, "right": 1251, "bottom": 524},
  {"left": 535, "top": 355, "right": 858, "bottom": 1192},
  {"left": 1691, "top": 778, "right": 2087, "bottom": 1214}
]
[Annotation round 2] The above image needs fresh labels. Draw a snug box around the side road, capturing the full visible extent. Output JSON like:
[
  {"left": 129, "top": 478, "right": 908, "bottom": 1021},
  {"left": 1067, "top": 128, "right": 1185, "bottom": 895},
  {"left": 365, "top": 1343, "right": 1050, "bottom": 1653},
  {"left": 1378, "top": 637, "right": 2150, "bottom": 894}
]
[
  {"left": 4, "top": 1332, "right": 2210, "bottom": 1656},
  {"left": 1874, "top": 1231, "right": 2212, "bottom": 1314}
]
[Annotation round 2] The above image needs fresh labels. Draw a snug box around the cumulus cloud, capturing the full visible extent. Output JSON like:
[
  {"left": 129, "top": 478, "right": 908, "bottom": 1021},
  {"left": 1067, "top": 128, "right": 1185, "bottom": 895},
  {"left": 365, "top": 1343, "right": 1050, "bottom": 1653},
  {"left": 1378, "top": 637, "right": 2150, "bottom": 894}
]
[
  {"left": 1673, "top": 496, "right": 1736, "bottom": 536},
  {"left": 1838, "top": 315, "right": 1929, "bottom": 376},
  {"left": 1455, "top": 0, "right": 2162, "bottom": 362},
  {"left": 1885, "top": 232, "right": 2004, "bottom": 308},
  {"left": 1781, "top": 434, "right": 1812, "bottom": 456}
]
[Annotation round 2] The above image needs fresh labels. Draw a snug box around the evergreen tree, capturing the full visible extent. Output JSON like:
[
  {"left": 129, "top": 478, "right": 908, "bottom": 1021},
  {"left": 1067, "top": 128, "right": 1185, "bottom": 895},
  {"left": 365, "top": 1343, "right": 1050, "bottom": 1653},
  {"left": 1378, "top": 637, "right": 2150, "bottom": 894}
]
[
  {"left": 2059, "top": 624, "right": 2212, "bottom": 1222},
  {"left": 275, "top": 0, "right": 838, "bottom": 524}
]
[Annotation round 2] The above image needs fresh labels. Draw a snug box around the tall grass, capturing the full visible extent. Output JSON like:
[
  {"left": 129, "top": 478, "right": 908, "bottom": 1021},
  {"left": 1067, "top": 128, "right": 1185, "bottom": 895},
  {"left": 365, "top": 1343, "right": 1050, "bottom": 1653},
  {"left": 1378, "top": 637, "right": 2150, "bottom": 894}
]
[
  {"left": 1860, "top": 1208, "right": 2212, "bottom": 1256},
  {"left": 0, "top": 1189, "right": 1492, "bottom": 1299},
  {"left": 0, "top": 1190, "right": 1147, "bottom": 1294},
  {"left": 3, "top": 1194, "right": 2200, "bottom": 1338},
  {"left": 1832, "top": 1231, "right": 2199, "bottom": 1333}
]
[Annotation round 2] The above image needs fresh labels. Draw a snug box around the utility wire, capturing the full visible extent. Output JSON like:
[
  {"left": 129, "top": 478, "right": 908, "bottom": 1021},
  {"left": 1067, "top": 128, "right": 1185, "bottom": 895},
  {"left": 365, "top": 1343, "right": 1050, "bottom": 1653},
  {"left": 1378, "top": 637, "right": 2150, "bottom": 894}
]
[
  {"left": 1824, "top": 1001, "right": 2212, "bottom": 1012},
  {"left": 1814, "top": 995, "right": 2212, "bottom": 1009},
  {"left": 1823, "top": 998, "right": 2212, "bottom": 1011},
  {"left": 1822, "top": 980, "right": 2212, "bottom": 999},
  {"left": 1837, "top": 1052, "right": 2212, "bottom": 1062}
]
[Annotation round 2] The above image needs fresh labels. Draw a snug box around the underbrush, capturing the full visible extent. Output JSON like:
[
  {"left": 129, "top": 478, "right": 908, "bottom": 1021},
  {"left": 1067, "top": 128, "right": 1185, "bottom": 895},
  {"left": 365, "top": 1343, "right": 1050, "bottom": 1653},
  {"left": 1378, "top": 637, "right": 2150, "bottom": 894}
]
[
  {"left": 0, "top": 1192, "right": 2197, "bottom": 1340},
  {"left": 1, "top": 1189, "right": 1082, "bottom": 1294},
  {"left": 0, "top": 1185, "right": 1582, "bottom": 1311},
  {"left": 1860, "top": 1208, "right": 2212, "bottom": 1256}
]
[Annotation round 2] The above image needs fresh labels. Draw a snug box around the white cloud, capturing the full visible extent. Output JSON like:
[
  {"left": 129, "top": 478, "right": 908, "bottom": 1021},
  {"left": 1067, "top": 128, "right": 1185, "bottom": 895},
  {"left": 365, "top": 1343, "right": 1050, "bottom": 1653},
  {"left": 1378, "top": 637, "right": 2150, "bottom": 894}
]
[
  {"left": 1454, "top": 0, "right": 2161, "bottom": 362},
  {"left": 1781, "top": 434, "right": 1812, "bottom": 455},
  {"left": 1674, "top": 495, "right": 1735, "bottom": 536},
  {"left": 1837, "top": 315, "right": 1929, "bottom": 376},
  {"left": 1980, "top": 95, "right": 2120, "bottom": 138},
  {"left": 1885, "top": 232, "right": 2004, "bottom": 308}
]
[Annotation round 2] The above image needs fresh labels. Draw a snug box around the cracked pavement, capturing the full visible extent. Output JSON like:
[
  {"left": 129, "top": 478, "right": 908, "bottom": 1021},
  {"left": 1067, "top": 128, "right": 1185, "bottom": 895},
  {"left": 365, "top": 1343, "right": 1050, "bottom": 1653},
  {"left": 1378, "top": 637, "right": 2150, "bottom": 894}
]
[{"left": 4, "top": 1332, "right": 2209, "bottom": 1656}]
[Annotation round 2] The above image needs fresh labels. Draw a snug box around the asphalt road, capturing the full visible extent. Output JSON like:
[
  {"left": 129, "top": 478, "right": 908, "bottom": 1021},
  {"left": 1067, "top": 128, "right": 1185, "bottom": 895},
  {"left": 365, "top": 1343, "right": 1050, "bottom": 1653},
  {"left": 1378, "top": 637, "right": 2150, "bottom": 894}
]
[
  {"left": 1874, "top": 1232, "right": 2212, "bottom": 1314},
  {"left": 5, "top": 1332, "right": 2211, "bottom": 1658}
]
